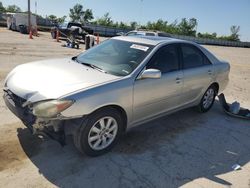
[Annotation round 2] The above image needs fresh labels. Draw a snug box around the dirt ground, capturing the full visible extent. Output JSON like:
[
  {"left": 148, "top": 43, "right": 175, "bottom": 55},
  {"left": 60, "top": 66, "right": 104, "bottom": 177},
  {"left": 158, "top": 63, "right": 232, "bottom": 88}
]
[{"left": 0, "top": 28, "right": 250, "bottom": 188}]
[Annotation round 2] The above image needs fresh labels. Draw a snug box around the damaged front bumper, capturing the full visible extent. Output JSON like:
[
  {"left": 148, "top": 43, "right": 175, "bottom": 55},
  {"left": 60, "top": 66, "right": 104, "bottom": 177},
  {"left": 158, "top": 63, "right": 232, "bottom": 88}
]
[{"left": 3, "top": 89, "right": 78, "bottom": 146}]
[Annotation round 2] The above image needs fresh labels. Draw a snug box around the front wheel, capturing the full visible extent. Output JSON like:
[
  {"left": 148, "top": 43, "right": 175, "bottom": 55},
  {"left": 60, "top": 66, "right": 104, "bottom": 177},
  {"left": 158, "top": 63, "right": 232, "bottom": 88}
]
[
  {"left": 73, "top": 108, "right": 124, "bottom": 156},
  {"left": 197, "top": 85, "right": 217, "bottom": 113}
]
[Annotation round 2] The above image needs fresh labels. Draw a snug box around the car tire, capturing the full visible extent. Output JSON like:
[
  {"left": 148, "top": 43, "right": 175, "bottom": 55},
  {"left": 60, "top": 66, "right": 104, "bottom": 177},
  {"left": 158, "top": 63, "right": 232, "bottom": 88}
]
[
  {"left": 197, "top": 85, "right": 217, "bottom": 113},
  {"left": 73, "top": 108, "right": 124, "bottom": 157}
]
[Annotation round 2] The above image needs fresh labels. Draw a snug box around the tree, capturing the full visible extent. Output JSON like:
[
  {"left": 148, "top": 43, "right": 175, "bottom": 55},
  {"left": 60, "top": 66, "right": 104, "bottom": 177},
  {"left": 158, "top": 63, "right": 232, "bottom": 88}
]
[
  {"left": 69, "top": 4, "right": 93, "bottom": 23},
  {"left": 130, "top": 21, "right": 138, "bottom": 29},
  {"left": 0, "top": 1, "right": 5, "bottom": 12},
  {"left": 197, "top": 32, "right": 217, "bottom": 39},
  {"left": 178, "top": 18, "right": 197, "bottom": 36},
  {"left": 230, "top": 25, "right": 240, "bottom": 41},
  {"left": 48, "top": 15, "right": 57, "bottom": 22},
  {"left": 119, "top": 21, "right": 130, "bottom": 29},
  {"left": 48, "top": 15, "right": 67, "bottom": 24},
  {"left": 165, "top": 20, "right": 179, "bottom": 34},
  {"left": 6, "top": 5, "right": 21, "bottom": 12},
  {"left": 57, "top": 16, "right": 67, "bottom": 24},
  {"left": 83, "top": 9, "right": 93, "bottom": 22},
  {"left": 96, "top": 12, "right": 113, "bottom": 26},
  {"left": 146, "top": 19, "right": 168, "bottom": 31}
]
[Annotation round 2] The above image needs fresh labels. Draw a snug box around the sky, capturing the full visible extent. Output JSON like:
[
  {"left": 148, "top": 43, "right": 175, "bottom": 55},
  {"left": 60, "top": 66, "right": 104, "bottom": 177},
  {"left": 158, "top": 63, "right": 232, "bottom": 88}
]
[{"left": 1, "top": 0, "right": 250, "bottom": 41}]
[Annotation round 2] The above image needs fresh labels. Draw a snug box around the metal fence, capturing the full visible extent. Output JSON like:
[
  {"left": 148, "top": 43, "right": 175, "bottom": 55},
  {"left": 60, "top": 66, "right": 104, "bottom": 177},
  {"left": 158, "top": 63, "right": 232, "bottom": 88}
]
[
  {"left": 85, "top": 23, "right": 131, "bottom": 37},
  {"left": 1, "top": 13, "right": 249, "bottom": 48},
  {"left": 84, "top": 24, "right": 250, "bottom": 47},
  {"left": 169, "top": 34, "right": 250, "bottom": 48}
]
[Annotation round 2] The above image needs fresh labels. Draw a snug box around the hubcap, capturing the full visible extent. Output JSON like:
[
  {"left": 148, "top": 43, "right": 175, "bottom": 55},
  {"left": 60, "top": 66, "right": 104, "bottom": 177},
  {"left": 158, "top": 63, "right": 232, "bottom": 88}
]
[
  {"left": 203, "top": 88, "right": 215, "bottom": 109},
  {"left": 88, "top": 116, "right": 118, "bottom": 150}
]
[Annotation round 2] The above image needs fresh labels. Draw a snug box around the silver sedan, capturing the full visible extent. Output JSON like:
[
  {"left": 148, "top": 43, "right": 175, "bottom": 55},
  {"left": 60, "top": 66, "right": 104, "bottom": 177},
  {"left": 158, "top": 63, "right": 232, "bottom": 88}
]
[{"left": 3, "top": 36, "right": 230, "bottom": 156}]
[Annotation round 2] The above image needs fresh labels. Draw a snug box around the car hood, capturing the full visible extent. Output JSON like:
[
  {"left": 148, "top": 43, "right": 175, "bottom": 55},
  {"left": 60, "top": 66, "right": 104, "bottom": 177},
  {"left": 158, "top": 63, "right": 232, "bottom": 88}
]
[{"left": 4, "top": 58, "right": 120, "bottom": 102}]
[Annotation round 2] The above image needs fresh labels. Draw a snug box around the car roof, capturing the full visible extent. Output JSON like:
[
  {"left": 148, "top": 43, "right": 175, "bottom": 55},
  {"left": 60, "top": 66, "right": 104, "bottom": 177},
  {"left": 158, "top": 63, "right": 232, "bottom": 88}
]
[{"left": 113, "top": 36, "right": 189, "bottom": 46}]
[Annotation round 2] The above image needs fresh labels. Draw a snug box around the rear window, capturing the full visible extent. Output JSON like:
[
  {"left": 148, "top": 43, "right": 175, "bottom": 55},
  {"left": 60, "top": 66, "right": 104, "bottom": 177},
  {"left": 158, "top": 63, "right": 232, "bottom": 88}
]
[
  {"left": 181, "top": 44, "right": 211, "bottom": 69},
  {"left": 145, "top": 33, "right": 156, "bottom": 36}
]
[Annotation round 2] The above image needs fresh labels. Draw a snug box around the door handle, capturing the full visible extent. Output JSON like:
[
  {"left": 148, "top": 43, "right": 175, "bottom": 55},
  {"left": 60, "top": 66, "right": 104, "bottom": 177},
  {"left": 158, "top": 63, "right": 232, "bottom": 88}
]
[
  {"left": 208, "top": 70, "right": 212, "bottom": 75},
  {"left": 176, "top": 77, "right": 181, "bottom": 84}
]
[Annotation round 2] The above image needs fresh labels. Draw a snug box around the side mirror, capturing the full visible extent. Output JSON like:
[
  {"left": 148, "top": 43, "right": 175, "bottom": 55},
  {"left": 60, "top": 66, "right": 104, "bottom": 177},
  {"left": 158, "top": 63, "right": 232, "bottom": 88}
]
[{"left": 140, "top": 69, "right": 161, "bottom": 79}]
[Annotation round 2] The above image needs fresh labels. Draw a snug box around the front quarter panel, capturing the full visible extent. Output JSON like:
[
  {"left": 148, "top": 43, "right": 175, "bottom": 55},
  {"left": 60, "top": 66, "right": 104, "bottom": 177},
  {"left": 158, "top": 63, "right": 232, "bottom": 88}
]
[{"left": 60, "top": 78, "right": 133, "bottom": 124}]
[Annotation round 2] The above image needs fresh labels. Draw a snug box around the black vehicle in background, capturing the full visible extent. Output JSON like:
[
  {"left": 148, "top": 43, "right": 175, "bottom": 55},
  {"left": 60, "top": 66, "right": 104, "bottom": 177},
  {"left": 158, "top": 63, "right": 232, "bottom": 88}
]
[{"left": 51, "top": 22, "right": 94, "bottom": 42}]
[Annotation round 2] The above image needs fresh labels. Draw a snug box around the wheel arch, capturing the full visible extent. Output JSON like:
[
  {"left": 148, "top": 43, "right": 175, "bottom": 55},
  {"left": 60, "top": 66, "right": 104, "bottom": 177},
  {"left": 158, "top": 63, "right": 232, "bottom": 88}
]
[
  {"left": 210, "top": 82, "right": 219, "bottom": 94},
  {"left": 90, "top": 104, "right": 128, "bottom": 132}
]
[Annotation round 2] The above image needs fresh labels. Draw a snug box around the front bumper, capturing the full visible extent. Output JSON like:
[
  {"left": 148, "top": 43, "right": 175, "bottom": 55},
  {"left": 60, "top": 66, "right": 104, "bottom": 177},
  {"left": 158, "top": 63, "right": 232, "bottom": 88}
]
[
  {"left": 3, "top": 89, "right": 66, "bottom": 145},
  {"left": 3, "top": 89, "right": 36, "bottom": 129}
]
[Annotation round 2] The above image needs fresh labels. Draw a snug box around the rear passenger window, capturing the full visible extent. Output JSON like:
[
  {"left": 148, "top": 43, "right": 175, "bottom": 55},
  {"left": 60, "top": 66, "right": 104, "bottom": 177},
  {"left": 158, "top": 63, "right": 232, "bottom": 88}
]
[
  {"left": 145, "top": 33, "right": 155, "bottom": 36},
  {"left": 126, "top": 32, "right": 137, "bottom": 36},
  {"left": 147, "top": 45, "right": 179, "bottom": 73},
  {"left": 181, "top": 44, "right": 210, "bottom": 69}
]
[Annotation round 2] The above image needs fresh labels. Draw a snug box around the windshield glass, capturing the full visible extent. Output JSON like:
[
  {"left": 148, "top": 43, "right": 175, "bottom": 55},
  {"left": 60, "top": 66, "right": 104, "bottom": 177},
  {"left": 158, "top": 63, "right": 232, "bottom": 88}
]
[{"left": 76, "top": 39, "right": 153, "bottom": 76}]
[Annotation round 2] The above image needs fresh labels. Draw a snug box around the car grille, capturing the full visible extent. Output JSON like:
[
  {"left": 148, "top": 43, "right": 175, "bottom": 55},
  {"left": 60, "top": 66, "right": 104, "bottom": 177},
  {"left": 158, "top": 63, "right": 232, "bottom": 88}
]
[
  {"left": 4, "top": 89, "right": 26, "bottom": 107},
  {"left": 3, "top": 89, "right": 36, "bottom": 127}
]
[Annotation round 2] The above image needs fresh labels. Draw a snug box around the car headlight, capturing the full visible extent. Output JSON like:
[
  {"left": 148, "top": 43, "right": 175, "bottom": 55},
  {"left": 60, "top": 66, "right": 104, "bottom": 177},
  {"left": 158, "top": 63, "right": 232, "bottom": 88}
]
[{"left": 32, "top": 99, "right": 74, "bottom": 118}]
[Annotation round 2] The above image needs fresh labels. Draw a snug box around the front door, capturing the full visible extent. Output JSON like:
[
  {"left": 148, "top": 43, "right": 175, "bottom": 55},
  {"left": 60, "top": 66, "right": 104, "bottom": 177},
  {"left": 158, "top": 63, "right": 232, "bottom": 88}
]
[{"left": 133, "top": 44, "right": 183, "bottom": 123}]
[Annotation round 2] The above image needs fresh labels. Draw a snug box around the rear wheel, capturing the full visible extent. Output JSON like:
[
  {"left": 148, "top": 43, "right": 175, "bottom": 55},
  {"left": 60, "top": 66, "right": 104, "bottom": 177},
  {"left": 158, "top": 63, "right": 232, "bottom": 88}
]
[
  {"left": 73, "top": 108, "right": 123, "bottom": 156},
  {"left": 197, "top": 85, "right": 217, "bottom": 113}
]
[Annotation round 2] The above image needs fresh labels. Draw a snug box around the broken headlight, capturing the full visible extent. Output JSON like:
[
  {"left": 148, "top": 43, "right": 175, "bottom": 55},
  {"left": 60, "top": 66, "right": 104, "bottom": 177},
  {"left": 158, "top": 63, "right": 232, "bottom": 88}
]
[{"left": 32, "top": 99, "right": 74, "bottom": 118}]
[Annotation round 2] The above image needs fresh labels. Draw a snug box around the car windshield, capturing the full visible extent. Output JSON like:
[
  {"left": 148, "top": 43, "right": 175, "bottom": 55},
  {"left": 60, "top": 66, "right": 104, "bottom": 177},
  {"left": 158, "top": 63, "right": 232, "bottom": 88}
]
[{"left": 76, "top": 39, "right": 154, "bottom": 76}]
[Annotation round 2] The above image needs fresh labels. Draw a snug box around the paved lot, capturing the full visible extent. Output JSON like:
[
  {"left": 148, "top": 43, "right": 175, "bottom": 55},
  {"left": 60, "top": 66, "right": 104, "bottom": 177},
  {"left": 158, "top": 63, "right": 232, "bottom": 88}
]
[{"left": 0, "top": 28, "right": 250, "bottom": 188}]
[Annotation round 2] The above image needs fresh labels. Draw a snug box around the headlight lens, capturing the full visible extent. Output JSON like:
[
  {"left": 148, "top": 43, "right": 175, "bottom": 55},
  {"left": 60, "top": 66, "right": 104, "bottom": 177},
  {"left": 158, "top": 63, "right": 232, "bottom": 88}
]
[{"left": 32, "top": 99, "right": 74, "bottom": 118}]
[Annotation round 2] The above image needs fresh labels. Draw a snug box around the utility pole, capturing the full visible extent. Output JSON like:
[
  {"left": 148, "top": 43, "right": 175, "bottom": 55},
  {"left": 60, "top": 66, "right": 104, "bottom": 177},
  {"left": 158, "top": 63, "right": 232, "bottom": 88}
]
[
  {"left": 35, "top": 1, "right": 37, "bottom": 14},
  {"left": 139, "top": 0, "right": 143, "bottom": 28},
  {"left": 28, "top": 0, "right": 31, "bottom": 32}
]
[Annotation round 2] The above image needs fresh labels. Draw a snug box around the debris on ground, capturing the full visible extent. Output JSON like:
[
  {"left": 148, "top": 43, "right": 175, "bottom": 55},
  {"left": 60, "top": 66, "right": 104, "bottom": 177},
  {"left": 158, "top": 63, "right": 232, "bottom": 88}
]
[{"left": 232, "top": 164, "right": 242, "bottom": 171}]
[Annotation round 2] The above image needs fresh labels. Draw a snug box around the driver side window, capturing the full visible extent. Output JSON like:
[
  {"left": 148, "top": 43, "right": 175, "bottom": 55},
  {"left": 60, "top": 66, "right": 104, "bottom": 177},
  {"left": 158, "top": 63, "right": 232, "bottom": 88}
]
[{"left": 147, "top": 44, "right": 179, "bottom": 73}]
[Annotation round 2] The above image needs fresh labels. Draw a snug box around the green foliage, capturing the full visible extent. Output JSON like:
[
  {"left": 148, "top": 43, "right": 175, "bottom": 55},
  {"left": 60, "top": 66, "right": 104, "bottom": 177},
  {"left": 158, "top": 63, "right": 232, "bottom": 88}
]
[
  {"left": 230, "top": 25, "right": 240, "bottom": 41},
  {"left": 94, "top": 13, "right": 136, "bottom": 29},
  {"left": 69, "top": 4, "right": 84, "bottom": 22},
  {"left": 130, "top": 21, "right": 138, "bottom": 29},
  {"left": 198, "top": 25, "right": 240, "bottom": 41},
  {"left": 197, "top": 32, "right": 217, "bottom": 39},
  {"left": 48, "top": 15, "right": 67, "bottom": 24},
  {"left": 57, "top": 16, "right": 67, "bottom": 24},
  {"left": 69, "top": 4, "right": 93, "bottom": 23},
  {"left": 48, "top": 15, "right": 57, "bottom": 21},
  {"left": 144, "top": 18, "right": 197, "bottom": 36},
  {"left": 0, "top": 1, "right": 5, "bottom": 12},
  {"left": 95, "top": 12, "right": 113, "bottom": 26},
  {"left": 6, "top": 4, "right": 21, "bottom": 12},
  {"left": 146, "top": 19, "right": 168, "bottom": 31},
  {"left": 83, "top": 9, "right": 94, "bottom": 22},
  {"left": 177, "top": 18, "right": 197, "bottom": 36}
]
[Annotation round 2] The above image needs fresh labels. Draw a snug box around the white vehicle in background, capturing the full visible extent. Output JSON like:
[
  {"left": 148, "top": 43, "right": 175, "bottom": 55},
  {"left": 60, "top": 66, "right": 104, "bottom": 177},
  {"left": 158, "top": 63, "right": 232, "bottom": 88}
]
[
  {"left": 7, "top": 13, "right": 37, "bottom": 34},
  {"left": 117, "top": 30, "right": 172, "bottom": 37}
]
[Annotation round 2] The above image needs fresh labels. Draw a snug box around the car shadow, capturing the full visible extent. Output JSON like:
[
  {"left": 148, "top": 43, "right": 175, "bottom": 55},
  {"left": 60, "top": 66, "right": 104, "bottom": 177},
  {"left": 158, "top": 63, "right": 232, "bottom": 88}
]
[{"left": 17, "top": 100, "right": 250, "bottom": 188}]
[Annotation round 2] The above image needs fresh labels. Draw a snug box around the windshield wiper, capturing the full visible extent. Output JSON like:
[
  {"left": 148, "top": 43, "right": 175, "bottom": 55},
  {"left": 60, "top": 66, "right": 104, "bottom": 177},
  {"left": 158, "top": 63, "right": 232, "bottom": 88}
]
[
  {"left": 72, "top": 56, "right": 107, "bottom": 73},
  {"left": 81, "top": 62, "right": 107, "bottom": 73},
  {"left": 72, "top": 56, "right": 80, "bottom": 63}
]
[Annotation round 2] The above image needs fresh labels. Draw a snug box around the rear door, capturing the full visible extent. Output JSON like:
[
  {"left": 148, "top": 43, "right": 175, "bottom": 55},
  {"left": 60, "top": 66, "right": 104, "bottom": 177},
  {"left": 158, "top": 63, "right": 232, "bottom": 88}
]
[
  {"left": 133, "top": 44, "right": 183, "bottom": 123},
  {"left": 180, "top": 43, "right": 213, "bottom": 105}
]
